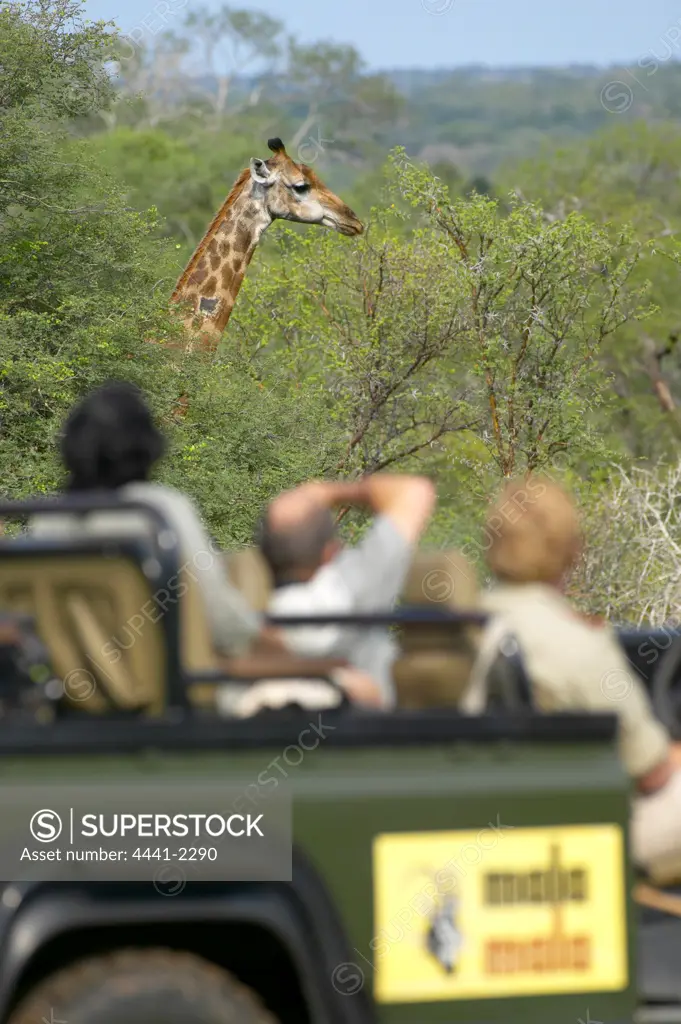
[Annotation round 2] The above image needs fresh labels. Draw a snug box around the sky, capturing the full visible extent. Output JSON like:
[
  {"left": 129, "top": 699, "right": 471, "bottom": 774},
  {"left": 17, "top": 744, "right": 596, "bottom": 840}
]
[{"left": 82, "top": 0, "right": 681, "bottom": 71}]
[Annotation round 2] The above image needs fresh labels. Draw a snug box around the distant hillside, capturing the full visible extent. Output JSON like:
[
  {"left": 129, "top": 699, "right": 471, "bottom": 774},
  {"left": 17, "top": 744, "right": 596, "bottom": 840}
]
[
  {"left": 383, "top": 62, "right": 681, "bottom": 174},
  {"left": 384, "top": 64, "right": 605, "bottom": 95},
  {"left": 183, "top": 60, "right": 681, "bottom": 175}
]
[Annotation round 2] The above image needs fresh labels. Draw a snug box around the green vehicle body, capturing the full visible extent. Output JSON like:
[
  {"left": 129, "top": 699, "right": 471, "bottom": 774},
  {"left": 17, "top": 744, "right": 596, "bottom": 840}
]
[
  {"left": 0, "top": 714, "right": 633, "bottom": 1024},
  {"left": 0, "top": 495, "right": 641, "bottom": 1023}
]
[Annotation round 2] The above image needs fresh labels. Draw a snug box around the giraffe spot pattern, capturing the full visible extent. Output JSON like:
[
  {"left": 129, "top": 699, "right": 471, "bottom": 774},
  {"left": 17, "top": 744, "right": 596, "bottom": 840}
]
[
  {"left": 204, "top": 276, "right": 218, "bottom": 296},
  {"left": 234, "top": 223, "right": 251, "bottom": 254},
  {"left": 189, "top": 261, "right": 208, "bottom": 286}
]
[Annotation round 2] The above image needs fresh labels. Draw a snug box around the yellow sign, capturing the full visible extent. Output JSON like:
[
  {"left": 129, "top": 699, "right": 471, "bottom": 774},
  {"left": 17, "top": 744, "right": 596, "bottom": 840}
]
[{"left": 372, "top": 823, "right": 628, "bottom": 1003}]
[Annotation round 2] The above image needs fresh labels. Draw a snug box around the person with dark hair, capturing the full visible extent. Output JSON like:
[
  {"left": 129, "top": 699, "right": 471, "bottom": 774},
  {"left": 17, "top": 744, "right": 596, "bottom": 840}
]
[
  {"left": 258, "top": 504, "right": 337, "bottom": 585},
  {"left": 59, "top": 380, "right": 167, "bottom": 492},
  {"left": 256, "top": 473, "right": 437, "bottom": 706},
  {"left": 29, "top": 381, "right": 260, "bottom": 656}
]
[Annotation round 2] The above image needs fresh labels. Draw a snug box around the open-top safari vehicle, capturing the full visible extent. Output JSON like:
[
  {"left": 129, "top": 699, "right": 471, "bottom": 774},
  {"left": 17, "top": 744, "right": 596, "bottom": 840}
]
[{"left": 0, "top": 494, "right": 677, "bottom": 1023}]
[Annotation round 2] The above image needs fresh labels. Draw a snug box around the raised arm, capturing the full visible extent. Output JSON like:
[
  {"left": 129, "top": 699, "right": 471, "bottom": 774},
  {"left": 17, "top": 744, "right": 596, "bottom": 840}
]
[
  {"left": 268, "top": 473, "right": 436, "bottom": 544},
  {"left": 361, "top": 474, "right": 436, "bottom": 543}
]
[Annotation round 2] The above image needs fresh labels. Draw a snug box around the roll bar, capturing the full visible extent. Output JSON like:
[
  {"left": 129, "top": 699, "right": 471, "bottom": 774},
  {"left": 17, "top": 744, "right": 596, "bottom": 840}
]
[
  {"left": 0, "top": 494, "right": 517, "bottom": 714},
  {"left": 0, "top": 493, "right": 491, "bottom": 631}
]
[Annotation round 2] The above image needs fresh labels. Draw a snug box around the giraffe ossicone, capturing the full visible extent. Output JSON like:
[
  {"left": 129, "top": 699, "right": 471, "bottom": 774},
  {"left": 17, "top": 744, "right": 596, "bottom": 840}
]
[{"left": 170, "top": 136, "right": 364, "bottom": 353}]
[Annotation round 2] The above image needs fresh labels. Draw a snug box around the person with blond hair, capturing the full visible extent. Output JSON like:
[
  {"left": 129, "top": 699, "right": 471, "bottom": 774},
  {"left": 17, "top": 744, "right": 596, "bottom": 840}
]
[{"left": 463, "top": 474, "right": 681, "bottom": 882}]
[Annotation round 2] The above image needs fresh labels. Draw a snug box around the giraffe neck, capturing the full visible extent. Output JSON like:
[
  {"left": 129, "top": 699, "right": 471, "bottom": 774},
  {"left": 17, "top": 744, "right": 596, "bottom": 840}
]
[{"left": 172, "top": 182, "right": 271, "bottom": 353}]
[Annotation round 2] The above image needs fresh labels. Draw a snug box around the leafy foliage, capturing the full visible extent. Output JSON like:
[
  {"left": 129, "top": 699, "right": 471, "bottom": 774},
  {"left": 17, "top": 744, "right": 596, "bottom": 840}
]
[
  {"left": 571, "top": 461, "right": 681, "bottom": 626},
  {"left": 0, "top": 0, "right": 331, "bottom": 546},
  {"left": 230, "top": 155, "right": 648, "bottom": 517},
  {"left": 503, "top": 122, "right": 681, "bottom": 461},
  {"left": 6, "top": 0, "right": 681, "bottom": 623}
]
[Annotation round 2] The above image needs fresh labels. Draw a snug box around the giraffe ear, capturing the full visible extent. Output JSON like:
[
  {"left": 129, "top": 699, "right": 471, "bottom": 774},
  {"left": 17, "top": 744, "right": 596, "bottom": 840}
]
[{"left": 249, "top": 157, "right": 272, "bottom": 185}]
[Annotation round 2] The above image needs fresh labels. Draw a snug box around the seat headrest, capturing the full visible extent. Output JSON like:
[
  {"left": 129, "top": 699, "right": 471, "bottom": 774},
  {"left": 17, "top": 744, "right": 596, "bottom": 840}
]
[
  {"left": 224, "top": 547, "right": 274, "bottom": 613},
  {"left": 393, "top": 651, "right": 475, "bottom": 708},
  {"left": 393, "top": 548, "right": 481, "bottom": 708},
  {"left": 401, "top": 549, "right": 479, "bottom": 611}
]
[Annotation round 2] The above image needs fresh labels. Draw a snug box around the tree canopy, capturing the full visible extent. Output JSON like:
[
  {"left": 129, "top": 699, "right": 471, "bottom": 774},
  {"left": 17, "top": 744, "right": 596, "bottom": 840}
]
[{"left": 3, "top": 0, "right": 681, "bottom": 620}]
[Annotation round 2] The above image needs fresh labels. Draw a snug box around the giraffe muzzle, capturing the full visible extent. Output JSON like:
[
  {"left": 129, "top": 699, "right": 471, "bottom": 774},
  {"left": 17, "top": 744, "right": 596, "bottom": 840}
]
[{"left": 324, "top": 213, "right": 364, "bottom": 237}]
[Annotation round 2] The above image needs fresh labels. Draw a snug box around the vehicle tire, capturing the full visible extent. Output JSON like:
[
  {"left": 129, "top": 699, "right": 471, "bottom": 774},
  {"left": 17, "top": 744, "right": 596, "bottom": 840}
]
[{"left": 7, "top": 948, "right": 280, "bottom": 1024}]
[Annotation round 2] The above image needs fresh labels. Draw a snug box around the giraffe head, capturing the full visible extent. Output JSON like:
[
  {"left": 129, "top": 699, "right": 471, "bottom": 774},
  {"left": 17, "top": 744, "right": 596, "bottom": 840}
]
[{"left": 248, "top": 137, "right": 363, "bottom": 237}]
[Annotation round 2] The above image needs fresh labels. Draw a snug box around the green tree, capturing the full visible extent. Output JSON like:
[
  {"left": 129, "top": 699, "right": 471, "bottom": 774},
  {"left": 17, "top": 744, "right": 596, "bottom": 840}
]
[
  {"left": 181, "top": 5, "right": 284, "bottom": 119},
  {"left": 502, "top": 121, "right": 681, "bottom": 460},
  {"left": 229, "top": 153, "right": 648, "bottom": 500},
  {"left": 390, "top": 152, "right": 648, "bottom": 477},
  {"left": 0, "top": 0, "right": 182, "bottom": 498},
  {"left": 0, "top": 3, "right": 663, "bottom": 573},
  {"left": 0, "top": 0, "right": 335, "bottom": 548},
  {"left": 282, "top": 40, "right": 403, "bottom": 163}
]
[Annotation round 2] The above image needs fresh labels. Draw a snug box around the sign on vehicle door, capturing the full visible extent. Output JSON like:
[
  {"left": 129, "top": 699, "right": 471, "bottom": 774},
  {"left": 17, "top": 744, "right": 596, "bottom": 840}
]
[{"left": 372, "top": 823, "right": 627, "bottom": 1002}]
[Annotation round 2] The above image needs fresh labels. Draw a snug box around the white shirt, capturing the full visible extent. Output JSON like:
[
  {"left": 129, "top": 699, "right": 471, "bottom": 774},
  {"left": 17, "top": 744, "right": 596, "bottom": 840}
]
[{"left": 268, "top": 516, "right": 414, "bottom": 706}]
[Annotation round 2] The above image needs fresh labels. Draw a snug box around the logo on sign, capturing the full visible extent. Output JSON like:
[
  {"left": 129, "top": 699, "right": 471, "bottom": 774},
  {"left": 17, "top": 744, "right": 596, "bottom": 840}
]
[
  {"left": 483, "top": 844, "right": 591, "bottom": 975},
  {"left": 372, "top": 824, "right": 627, "bottom": 1003}
]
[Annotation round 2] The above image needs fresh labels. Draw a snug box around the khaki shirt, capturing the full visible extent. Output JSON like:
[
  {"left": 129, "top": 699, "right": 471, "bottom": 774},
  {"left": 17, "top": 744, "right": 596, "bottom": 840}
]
[{"left": 479, "top": 583, "right": 670, "bottom": 779}]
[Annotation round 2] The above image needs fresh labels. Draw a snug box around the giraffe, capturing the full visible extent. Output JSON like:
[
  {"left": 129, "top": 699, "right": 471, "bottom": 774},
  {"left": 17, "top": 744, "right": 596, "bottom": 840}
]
[{"left": 170, "top": 137, "right": 364, "bottom": 354}]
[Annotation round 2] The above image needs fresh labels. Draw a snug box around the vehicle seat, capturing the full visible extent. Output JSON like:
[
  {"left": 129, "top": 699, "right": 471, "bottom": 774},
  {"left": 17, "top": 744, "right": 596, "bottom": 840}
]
[
  {"left": 0, "top": 544, "right": 169, "bottom": 714},
  {"left": 224, "top": 547, "right": 484, "bottom": 711},
  {"left": 223, "top": 548, "right": 273, "bottom": 612},
  {"left": 460, "top": 617, "right": 535, "bottom": 714},
  {"left": 392, "top": 550, "right": 481, "bottom": 708},
  {"left": 0, "top": 537, "right": 231, "bottom": 715},
  {"left": 484, "top": 640, "right": 534, "bottom": 709}
]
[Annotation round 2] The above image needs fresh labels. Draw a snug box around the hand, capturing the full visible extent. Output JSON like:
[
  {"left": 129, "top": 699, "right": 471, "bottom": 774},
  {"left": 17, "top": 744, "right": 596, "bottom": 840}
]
[
  {"left": 333, "top": 666, "right": 384, "bottom": 707},
  {"left": 269, "top": 479, "right": 370, "bottom": 528}
]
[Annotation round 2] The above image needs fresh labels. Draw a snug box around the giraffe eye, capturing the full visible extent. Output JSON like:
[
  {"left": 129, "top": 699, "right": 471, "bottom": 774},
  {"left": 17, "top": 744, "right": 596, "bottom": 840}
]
[{"left": 291, "top": 182, "right": 311, "bottom": 195}]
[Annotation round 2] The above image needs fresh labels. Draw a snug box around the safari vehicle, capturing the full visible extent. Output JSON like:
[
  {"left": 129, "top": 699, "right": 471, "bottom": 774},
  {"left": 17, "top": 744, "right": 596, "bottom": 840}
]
[{"left": 0, "top": 495, "right": 676, "bottom": 1024}]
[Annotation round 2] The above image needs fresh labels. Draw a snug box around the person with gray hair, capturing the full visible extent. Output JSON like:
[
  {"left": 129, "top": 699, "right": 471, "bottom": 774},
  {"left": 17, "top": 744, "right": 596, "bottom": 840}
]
[{"left": 256, "top": 473, "right": 437, "bottom": 707}]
